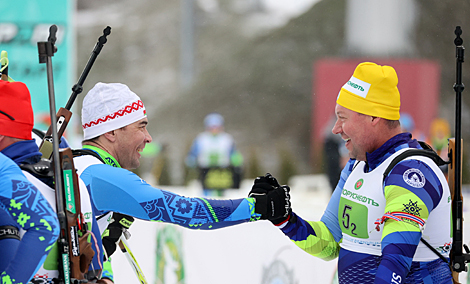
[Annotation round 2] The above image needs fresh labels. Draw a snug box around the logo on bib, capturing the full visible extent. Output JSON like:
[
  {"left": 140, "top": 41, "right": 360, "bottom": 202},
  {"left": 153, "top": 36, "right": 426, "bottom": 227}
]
[
  {"left": 403, "top": 169, "right": 425, "bottom": 188},
  {"left": 354, "top": 179, "right": 364, "bottom": 190},
  {"left": 439, "top": 242, "right": 452, "bottom": 254}
]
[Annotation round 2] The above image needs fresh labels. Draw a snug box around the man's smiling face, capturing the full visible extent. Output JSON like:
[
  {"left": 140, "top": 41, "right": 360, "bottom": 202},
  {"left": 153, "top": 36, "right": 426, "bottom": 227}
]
[{"left": 331, "top": 104, "right": 374, "bottom": 161}]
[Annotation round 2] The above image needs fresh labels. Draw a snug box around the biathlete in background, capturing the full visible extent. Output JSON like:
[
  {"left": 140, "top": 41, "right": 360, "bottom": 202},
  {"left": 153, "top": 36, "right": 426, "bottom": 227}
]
[{"left": 185, "top": 112, "right": 243, "bottom": 197}]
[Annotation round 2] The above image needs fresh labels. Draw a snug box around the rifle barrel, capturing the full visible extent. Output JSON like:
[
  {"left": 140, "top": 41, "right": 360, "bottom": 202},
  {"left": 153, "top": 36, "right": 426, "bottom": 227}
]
[
  {"left": 64, "top": 26, "right": 111, "bottom": 110},
  {"left": 39, "top": 25, "right": 72, "bottom": 283},
  {"left": 452, "top": 25, "right": 467, "bottom": 273}
]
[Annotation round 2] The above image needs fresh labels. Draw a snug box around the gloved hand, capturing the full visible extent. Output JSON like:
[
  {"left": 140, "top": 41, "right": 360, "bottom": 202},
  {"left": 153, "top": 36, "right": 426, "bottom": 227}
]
[
  {"left": 102, "top": 212, "right": 134, "bottom": 261},
  {"left": 249, "top": 173, "right": 294, "bottom": 225},
  {"left": 249, "top": 173, "right": 281, "bottom": 195}
]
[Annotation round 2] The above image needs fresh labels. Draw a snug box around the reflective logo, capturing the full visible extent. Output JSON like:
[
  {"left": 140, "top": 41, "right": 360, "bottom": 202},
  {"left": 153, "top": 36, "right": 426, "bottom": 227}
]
[{"left": 403, "top": 168, "right": 425, "bottom": 188}]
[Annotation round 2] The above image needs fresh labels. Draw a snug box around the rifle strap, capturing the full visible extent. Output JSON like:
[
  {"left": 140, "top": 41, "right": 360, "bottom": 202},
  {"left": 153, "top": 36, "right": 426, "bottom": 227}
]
[
  {"left": 19, "top": 159, "right": 54, "bottom": 179},
  {"left": 420, "top": 237, "right": 451, "bottom": 265},
  {"left": 72, "top": 149, "right": 105, "bottom": 164},
  {"left": 383, "top": 141, "right": 449, "bottom": 181}
]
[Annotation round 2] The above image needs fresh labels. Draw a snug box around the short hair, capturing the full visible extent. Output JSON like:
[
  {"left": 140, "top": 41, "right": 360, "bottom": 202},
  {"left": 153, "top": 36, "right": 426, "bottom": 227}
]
[
  {"left": 81, "top": 124, "right": 130, "bottom": 145},
  {"left": 82, "top": 136, "right": 99, "bottom": 145},
  {"left": 384, "top": 119, "right": 400, "bottom": 130},
  {"left": 357, "top": 112, "right": 400, "bottom": 130}
]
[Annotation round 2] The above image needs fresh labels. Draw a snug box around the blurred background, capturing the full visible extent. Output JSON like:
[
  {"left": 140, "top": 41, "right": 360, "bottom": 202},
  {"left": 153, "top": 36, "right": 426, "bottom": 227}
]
[{"left": 1, "top": 0, "right": 470, "bottom": 187}]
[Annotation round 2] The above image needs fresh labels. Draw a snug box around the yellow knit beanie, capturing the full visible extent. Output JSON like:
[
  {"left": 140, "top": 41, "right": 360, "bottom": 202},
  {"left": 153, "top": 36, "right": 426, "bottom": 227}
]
[{"left": 336, "top": 62, "right": 400, "bottom": 120}]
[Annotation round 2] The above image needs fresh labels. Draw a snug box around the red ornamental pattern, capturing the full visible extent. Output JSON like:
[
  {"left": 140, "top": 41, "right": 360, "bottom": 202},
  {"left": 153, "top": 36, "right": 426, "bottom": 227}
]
[{"left": 83, "top": 100, "right": 144, "bottom": 129}]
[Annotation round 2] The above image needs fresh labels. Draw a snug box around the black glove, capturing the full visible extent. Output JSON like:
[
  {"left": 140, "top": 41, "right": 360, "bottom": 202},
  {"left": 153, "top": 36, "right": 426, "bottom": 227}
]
[
  {"left": 102, "top": 212, "right": 134, "bottom": 261},
  {"left": 249, "top": 173, "right": 280, "bottom": 195},
  {"left": 249, "top": 173, "right": 295, "bottom": 225}
]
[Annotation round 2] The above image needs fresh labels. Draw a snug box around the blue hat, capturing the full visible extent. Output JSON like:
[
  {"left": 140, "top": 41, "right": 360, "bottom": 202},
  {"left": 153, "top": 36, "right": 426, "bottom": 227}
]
[{"left": 204, "top": 113, "right": 224, "bottom": 128}]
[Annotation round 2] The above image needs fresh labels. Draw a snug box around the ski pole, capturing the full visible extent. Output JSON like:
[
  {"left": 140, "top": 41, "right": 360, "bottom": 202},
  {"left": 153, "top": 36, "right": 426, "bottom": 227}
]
[{"left": 119, "top": 235, "right": 149, "bottom": 284}]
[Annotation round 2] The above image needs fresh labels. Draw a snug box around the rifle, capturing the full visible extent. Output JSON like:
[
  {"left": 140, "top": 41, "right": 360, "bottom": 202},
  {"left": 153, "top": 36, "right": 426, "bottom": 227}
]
[
  {"left": 38, "top": 26, "right": 111, "bottom": 159},
  {"left": 449, "top": 26, "right": 470, "bottom": 283},
  {"left": 38, "top": 25, "right": 90, "bottom": 284}
]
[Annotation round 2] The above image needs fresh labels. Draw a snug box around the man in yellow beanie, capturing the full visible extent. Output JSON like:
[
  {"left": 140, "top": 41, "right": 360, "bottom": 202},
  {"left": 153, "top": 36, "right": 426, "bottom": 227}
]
[{"left": 248, "top": 62, "right": 452, "bottom": 283}]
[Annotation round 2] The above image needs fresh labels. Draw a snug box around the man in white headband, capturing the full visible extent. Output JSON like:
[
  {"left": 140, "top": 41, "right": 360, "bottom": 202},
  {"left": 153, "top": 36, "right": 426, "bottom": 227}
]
[
  {"left": 74, "top": 82, "right": 290, "bottom": 283},
  {"left": 248, "top": 62, "right": 452, "bottom": 283}
]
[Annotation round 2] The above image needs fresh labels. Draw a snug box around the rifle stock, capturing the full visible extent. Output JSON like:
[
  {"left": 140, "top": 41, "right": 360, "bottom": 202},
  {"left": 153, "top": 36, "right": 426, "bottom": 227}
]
[
  {"left": 448, "top": 139, "right": 463, "bottom": 201},
  {"left": 40, "top": 108, "right": 72, "bottom": 159},
  {"left": 448, "top": 138, "right": 464, "bottom": 284},
  {"left": 60, "top": 148, "right": 91, "bottom": 281}
]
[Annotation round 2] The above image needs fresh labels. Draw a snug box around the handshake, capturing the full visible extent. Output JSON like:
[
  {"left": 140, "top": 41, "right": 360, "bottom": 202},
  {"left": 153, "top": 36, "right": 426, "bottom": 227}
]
[{"left": 249, "top": 173, "right": 296, "bottom": 225}]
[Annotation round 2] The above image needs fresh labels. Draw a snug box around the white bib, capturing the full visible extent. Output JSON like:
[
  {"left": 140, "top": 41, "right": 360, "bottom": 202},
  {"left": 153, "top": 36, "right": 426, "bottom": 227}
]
[{"left": 338, "top": 149, "right": 452, "bottom": 261}]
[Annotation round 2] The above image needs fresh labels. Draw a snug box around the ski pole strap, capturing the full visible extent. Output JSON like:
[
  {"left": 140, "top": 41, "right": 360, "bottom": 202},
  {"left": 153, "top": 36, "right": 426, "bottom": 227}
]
[{"left": 0, "top": 225, "right": 20, "bottom": 240}]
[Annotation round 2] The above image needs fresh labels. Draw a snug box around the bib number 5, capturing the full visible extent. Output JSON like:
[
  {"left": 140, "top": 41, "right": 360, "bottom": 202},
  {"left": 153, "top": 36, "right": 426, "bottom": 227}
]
[
  {"left": 342, "top": 205, "right": 357, "bottom": 235},
  {"left": 338, "top": 199, "right": 369, "bottom": 238}
]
